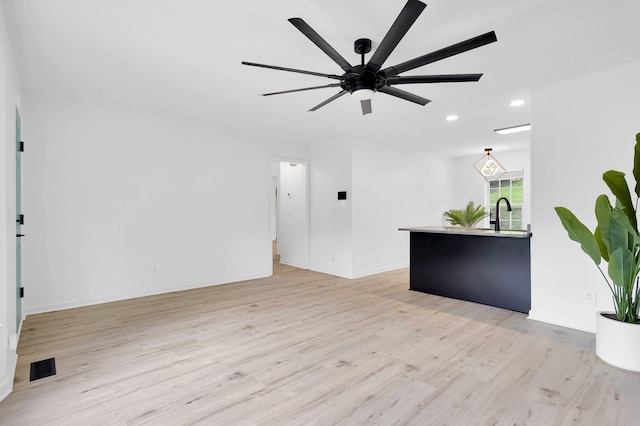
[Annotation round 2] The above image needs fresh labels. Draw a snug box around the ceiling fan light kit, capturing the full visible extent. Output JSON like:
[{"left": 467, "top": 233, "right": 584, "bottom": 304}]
[
  {"left": 242, "top": 0, "right": 497, "bottom": 115},
  {"left": 351, "top": 89, "right": 375, "bottom": 101}
]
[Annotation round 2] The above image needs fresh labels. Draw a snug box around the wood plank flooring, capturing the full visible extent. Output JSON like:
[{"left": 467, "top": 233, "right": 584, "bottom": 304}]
[{"left": 1, "top": 265, "right": 640, "bottom": 425}]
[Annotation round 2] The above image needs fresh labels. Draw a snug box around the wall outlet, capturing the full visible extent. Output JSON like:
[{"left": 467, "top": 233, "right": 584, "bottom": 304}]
[
  {"left": 151, "top": 267, "right": 158, "bottom": 276},
  {"left": 584, "top": 289, "right": 595, "bottom": 304}
]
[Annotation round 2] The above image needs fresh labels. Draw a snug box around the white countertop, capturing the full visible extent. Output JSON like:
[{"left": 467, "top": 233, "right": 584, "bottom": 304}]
[{"left": 398, "top": 226, "right": 532, "bottom": 238}]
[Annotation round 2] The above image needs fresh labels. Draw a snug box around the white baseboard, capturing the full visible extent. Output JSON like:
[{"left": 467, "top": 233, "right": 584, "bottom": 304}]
[
  {"left": 0, "top": 377, "right": 12, "bottom": 403},
  {"left": 278, "top": 258, "right": 309, "bottom": 269},
  {"left": 0, "top": 323, "right": 20, "bottom": 403},
  {"left": 305, "top": 263, "right": 408, "bottom": 280},
  {"left": 528, "top": 310, "right": 596, "bottom": 334},
  {"left": 351, "top": 263, "right": 408, "bottom": 279},
  {"left": 307, "top": 265, "right": 353, "bottom": 279},
  {"left": 26, "top": 271, "right": 271, "bottom": 315}
]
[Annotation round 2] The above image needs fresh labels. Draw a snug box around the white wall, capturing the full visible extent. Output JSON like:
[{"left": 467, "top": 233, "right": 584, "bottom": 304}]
[
  {"left": 0, "top": 0, "right": 22, "bottom": 401},
  {"left": 530, "top": 60, "right": 640, "bottom": 332},
  {"left": 309, "top": 136, "right": 454, "bottom": 279},
  {"left": 278, "top": 161, "right": 309, "bottom": 268},
  {"left": 22, "top": 96, "right": 309, "bottom": 314},
  {"left": 351, "top": 139, "right": 453, "bottom": 277},
  {"left": 451, "top": 149, "right": 531, "bottom": 228},
  {"left": 309, "top": 138, "right": 353, "bottom": 278}
]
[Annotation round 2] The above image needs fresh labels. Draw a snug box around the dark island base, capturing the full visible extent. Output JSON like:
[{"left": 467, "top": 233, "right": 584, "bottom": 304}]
[{"left": 409, "top": 232, "right": 531, "bottom": 313}]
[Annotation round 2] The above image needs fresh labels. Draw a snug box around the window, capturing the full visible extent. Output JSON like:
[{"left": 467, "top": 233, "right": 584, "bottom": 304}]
[{"left": 487, "top": 171, "right": 524, "bottom": 230}]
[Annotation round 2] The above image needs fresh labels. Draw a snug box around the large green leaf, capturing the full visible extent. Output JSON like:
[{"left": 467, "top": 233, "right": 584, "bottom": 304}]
[
  {"left": 611, "top": 207, "right": 640, "bottom": 250},
  {"left": 608, "top": 246, "right": 634, "bottom": 289},
  {"left": 594, "top": 195, "right": 612, "bottom": 254},
  {"left": 609, "top": 208, "right": 632, "bottom": 254},
  {"left": 554, "top": 207, "right": 601, "bottom": 265},
  {"left": 634, "top": 132, "right": 640, "bottom": 198},
  {"left": 594, "top": 227, "right": 609, "bottom": 262},
  {"left": 603, "top": 170, "right": 637, "bottom": 230}
]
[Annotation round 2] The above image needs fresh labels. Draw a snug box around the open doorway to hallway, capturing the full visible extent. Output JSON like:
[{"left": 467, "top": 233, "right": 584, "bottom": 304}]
[{"left": 270, "top": 159, "right": 309, "bottom": 274}]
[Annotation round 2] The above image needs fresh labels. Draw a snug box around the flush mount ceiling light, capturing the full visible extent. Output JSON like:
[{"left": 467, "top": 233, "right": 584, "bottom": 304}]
[
  {"left": 446, "top": 115, "right": 458, "bottom": 121},
  {"left": 494, "top": 123, "right": 531, "bottom": 135},
  {"left": 509, "top": 99, "right": 525, "bottom": 107},
  {"left": 473, "top": 148, "right": 506, "bottom": 181}
]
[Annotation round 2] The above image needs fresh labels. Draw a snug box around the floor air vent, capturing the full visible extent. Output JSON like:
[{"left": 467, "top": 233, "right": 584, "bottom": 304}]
[{"left": 30, "top": 358, "right": 57, "bottom": 381}]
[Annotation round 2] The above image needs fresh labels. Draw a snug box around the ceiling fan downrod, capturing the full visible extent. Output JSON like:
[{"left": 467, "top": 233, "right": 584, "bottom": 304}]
[{"left": 354, "top": 38, "right": 371, "bottom": 67}]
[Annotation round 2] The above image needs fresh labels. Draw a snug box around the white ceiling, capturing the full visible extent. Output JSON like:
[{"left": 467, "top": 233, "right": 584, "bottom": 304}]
[{"left": 4, "top": 0, "right": 640, "bottom": 156}]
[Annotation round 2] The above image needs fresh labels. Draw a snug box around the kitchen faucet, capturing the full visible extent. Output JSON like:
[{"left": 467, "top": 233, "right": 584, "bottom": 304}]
[{"left": 490, "top": 197, "right": 512, "bottom": 231}]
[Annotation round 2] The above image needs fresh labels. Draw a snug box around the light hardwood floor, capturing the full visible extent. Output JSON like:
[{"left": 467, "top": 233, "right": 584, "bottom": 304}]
[{"left": 1, "top": 265, "right": 640, "bottom": 425}]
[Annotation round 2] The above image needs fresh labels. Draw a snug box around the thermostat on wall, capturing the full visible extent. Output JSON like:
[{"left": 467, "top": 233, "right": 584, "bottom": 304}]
[{"left": 338, "top": 191, "right": 347, "bottom": 200}]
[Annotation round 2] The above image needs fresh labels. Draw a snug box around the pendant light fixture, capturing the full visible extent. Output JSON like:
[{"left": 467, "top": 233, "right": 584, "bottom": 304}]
[{"left": 473, "top": 148, "right": 506, "bottom": 181}]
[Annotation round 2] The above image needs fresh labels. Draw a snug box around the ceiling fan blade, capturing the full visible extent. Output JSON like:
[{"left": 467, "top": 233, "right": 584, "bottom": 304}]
[
  {"left": 382, "top": 31, "right": 497, "bottom": 77},
  {"left": 378, "top": 86, "right": 431, "bottom": 105},
  {"left": 386, "top": 74, "right": 483, "bottom": 84},
  {"left": 262, "top": 83, "right": 343, "bottom": 96},
  {"left": 242, "top": 61, "right": 344, "bottom": 80},
  {"left": 366, "top": 0, "right": 426, "bottom": 73},
  {"left": 361, "top": 99, "right": 372, "bottom": 115},
  {"left": 309, "top": 90, "right": 348, "bottom": 112},
  {"left": 288, "top": 18, "right": 355, "bottom": 73}
]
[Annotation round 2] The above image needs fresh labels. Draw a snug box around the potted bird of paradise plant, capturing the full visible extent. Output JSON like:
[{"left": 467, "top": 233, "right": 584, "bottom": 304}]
[{"left": 555, "top": 132, "right": 640, "bottom": 371}]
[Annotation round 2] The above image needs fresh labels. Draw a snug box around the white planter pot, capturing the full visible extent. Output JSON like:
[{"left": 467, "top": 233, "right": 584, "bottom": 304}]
[{"left": 595, "top": 311, "right": 640, "bottom": 372}]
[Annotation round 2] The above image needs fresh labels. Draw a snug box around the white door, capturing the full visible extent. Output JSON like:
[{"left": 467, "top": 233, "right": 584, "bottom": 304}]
[{"left": 274, "top": 160, "right": 309, "bottom": 269}]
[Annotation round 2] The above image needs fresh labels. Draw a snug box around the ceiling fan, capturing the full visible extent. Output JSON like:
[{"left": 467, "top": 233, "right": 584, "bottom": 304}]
[{"left": 242, "top": 0, "right": 497, "bottom": 115}]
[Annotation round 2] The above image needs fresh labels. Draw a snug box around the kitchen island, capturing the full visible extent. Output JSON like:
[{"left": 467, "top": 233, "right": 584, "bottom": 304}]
[{"left": 399, "top": 226, "right": 532, "bottom": 313}]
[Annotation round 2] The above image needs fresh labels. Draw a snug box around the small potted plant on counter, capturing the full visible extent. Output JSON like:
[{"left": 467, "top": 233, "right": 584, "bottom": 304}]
[
  {"left": 443, "top": 201, "right": 488, "bottom": 228},
  {"left": 555, "top": 132, "right": 640, "bottom": 372}
]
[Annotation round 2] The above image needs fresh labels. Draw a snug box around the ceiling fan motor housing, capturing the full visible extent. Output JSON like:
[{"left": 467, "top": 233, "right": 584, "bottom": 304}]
[{"left": 341, "top": 65, "right": 386, "bottom": 94}]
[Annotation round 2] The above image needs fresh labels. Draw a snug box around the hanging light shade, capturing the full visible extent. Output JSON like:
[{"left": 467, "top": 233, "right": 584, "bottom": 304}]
[{"left": 473, "top": 148, "right": 506, "bottom": 181}]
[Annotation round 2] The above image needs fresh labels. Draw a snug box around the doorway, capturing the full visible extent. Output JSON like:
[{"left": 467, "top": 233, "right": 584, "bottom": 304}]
[
  {"left": 269, "top": 159, "right": 309, "bottom": 273},
  {"left": 15, "top": 109, "right": 22, "bottom": 332}
]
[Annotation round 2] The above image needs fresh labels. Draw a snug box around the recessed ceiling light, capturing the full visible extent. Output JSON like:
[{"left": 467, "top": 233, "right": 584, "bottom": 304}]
[
  {"left": 446, "top": 115, "right": 458, "bottom": 121},
  {"left": 510, "top": 99, "right": 525, "bottom": 107},
  {"left": 494, "top": 124, "right": 531, "bottom": 135}
]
